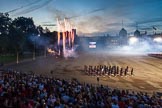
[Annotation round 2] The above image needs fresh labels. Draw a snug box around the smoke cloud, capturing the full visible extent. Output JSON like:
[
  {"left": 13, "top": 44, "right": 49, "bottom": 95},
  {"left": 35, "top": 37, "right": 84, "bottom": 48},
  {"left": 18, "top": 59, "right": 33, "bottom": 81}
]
[
  {"left": 68, "top": 7, "right": 106, "bottom": 19},
  {"left": 28, "top": 35, "right": 50, "bottom": 47}
]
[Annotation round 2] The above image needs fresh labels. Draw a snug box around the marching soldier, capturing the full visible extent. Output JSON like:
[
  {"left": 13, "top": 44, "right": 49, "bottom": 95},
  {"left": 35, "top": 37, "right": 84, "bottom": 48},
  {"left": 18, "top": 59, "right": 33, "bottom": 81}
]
[
  {"left": 131, "top": 68, "right": 134, "bottom": 76},
  {"left": 120, "top": 68, "right": 123, "bottom": 76}
]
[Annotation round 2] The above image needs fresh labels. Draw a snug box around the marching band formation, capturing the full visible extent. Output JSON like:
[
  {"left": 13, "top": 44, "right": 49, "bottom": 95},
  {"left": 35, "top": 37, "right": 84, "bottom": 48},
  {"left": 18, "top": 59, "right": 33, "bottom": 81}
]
[{"left": 84, "top": 65, "right": 134, "bottom": 77}]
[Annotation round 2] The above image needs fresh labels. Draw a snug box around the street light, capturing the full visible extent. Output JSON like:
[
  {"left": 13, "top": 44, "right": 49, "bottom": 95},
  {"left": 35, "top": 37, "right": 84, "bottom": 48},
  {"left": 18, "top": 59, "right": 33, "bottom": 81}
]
[
  {"left": 33, "top": 39, "right": 36, "bottom": 60},
  {"left": 16, "top": 51, "right": 19, "bottom": 64},
  {"left": 153, "top": 37, "right": 162, "bottom": 43},
  {"left": 129, "top": 36, "right": 138, "bottom": 45}
]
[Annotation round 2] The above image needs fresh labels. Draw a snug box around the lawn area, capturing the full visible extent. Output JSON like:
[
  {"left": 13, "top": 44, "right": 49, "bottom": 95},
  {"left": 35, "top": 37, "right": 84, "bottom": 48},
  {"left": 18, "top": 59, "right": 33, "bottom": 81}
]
[
  {"left": 0, "top": 55, "right": 16, "bottom": 64},
  {"left": 0, "top": 53, "right": 44, "bottom": 64},
  {"left": 0, "top": 55, "right": 33, "bottom": 64}
]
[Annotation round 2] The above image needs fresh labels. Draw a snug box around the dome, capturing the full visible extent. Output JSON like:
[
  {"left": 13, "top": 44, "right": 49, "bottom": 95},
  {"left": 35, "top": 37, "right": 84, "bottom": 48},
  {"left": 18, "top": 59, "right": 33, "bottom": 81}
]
[
  {"left": 134, "top": 30, "right": 140, "bottom": 37},
  {"left": 119, "top": 28, "right": 127, "bottom": 37}
]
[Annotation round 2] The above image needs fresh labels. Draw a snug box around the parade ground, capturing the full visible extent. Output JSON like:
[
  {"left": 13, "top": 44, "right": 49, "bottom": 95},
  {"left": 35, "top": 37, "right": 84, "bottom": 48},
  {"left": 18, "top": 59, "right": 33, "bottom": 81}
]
[{"left": 3, "top": 51, "right": 162, "bottom": 94}]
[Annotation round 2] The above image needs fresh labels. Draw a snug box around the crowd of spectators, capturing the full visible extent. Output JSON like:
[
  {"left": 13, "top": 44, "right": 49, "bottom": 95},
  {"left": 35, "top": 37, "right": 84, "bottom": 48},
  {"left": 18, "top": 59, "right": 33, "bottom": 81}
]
[{"left": 0, "top": 69, "right": 161, "bottom": 108}]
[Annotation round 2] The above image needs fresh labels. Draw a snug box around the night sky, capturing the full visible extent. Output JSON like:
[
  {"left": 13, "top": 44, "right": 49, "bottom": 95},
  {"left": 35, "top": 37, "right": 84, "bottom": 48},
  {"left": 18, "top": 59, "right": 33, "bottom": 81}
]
[{"left": 0, "top": 0, "right": 162, "bottom": 36}]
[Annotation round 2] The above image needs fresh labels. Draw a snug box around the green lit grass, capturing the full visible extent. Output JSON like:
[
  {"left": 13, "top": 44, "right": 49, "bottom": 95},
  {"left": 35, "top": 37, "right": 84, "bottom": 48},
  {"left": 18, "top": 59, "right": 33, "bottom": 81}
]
[
  {"left": 0, "top": 55, "right": 16, "bottom": 63},
  {"left": 0, "top": 55, "right": 32, "bottom": 64}
]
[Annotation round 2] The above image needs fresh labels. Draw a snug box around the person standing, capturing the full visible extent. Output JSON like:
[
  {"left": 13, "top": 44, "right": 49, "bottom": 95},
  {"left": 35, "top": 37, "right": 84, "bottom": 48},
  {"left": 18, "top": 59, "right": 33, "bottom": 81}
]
[
  {"left": 120, "top": 68, "right": 123, "bottom": 76},
  {"left": 97, "top": 76, "right": 100, "bottom": 86},
  {"left": 131, "top": 68, "right": 134, "bottom": 76},
  {"left": 117, "top": 66, "right": 119, "bottom": 75}
]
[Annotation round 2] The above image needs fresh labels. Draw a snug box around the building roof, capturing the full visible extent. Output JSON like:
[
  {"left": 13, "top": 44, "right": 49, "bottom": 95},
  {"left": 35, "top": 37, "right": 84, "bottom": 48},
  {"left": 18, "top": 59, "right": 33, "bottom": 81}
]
[
  {"left": 119, "top": 28, "right": 127, "bottom": 36},
  {"left": 134, "top": 29, "right": 140, "bottom": 36}
]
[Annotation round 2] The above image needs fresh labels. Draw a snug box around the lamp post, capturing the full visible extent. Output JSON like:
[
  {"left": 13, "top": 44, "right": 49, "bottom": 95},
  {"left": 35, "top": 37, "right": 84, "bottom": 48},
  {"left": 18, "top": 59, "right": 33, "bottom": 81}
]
[
  {"left": 44, "top": 46, "right": 47, "bottom": 58},
  {"left": 16, "top": 51, "right": 19, "bottom": 64},
  {"left": 33, "top": 38, "right": 36, "bottom": 60}
]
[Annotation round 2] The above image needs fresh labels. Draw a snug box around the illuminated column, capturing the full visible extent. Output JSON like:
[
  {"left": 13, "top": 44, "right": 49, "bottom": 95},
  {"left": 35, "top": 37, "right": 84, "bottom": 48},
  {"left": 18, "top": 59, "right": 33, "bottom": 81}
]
[{"left": 16, "top": 51, "right": 19, "bottom": 64}]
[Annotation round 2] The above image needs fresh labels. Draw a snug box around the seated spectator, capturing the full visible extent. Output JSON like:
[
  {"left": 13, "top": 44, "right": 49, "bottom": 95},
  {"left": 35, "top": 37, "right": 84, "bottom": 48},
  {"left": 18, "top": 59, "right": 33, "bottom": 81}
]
[{"left": 0, "top": 69, "right": 161, "bottom": 108}]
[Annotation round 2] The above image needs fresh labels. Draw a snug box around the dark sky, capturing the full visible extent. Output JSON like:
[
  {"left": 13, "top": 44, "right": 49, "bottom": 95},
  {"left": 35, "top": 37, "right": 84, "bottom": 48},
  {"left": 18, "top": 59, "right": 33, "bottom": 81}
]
[{"left": 0, "top": 0, "right": 162, "bottom": 36}]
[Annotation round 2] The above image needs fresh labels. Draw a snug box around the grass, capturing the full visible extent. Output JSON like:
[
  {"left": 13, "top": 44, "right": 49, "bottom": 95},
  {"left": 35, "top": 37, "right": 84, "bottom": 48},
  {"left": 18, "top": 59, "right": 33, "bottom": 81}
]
[
  {"left": 0, "top": 55, "right": 16, "bottom": 63},
  {"left": 0, "top": 54, "right": 41, "bottom": 64},
  {"left": 0, "top": 51, "right": 45, "bottom": 64}
]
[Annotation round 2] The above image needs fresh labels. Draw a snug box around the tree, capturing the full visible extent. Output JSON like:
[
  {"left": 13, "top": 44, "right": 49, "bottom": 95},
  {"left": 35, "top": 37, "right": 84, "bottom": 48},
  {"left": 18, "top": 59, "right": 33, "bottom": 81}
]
[
  {"left": 10, "top": 17, "right": 39, "bottom": 53},
  {"left": 0, "top": 13, "right": 56, "bottom": 59},
  {"left": 0, "top": 13, "right": 12, "bottom": 54}
]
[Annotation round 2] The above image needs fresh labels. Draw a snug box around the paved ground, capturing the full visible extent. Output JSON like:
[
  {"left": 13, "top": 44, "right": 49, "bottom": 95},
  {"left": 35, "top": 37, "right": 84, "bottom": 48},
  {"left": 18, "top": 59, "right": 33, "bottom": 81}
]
[{"left": 3, "top": 51, "right": 162, "bottom": 94}]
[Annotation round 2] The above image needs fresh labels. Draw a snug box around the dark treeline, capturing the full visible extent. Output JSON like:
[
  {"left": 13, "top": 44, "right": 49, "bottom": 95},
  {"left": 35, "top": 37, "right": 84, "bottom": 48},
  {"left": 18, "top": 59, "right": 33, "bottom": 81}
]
[{"left": 0, "top": 13, "right": 57, "bottom": 56}]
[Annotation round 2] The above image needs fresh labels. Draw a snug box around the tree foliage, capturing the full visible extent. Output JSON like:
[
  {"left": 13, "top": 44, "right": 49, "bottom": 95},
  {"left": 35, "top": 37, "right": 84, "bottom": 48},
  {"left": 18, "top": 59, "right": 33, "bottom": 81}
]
[{"left": 0, "top": 13, "right": 55, "bottom": 55}]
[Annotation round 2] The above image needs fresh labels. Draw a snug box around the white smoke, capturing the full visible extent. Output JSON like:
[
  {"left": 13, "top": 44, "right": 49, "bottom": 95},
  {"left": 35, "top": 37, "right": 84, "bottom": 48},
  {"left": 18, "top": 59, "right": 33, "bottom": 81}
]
[
  {"left": 64, "top": 45, "right": 78, "bottom": 58},
  {"left": 114, "top": 39, "right": 162, "bottom": 55}
]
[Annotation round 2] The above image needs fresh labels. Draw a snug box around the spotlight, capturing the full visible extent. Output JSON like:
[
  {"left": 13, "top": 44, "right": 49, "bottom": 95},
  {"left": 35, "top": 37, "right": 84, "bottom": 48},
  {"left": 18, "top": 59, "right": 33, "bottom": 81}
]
[
  {"left": 129, "top": 37, "right": 138, "bottom": 45},
  {"left": 153, "top": 37, "right": 162, "bottom": 43}
]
